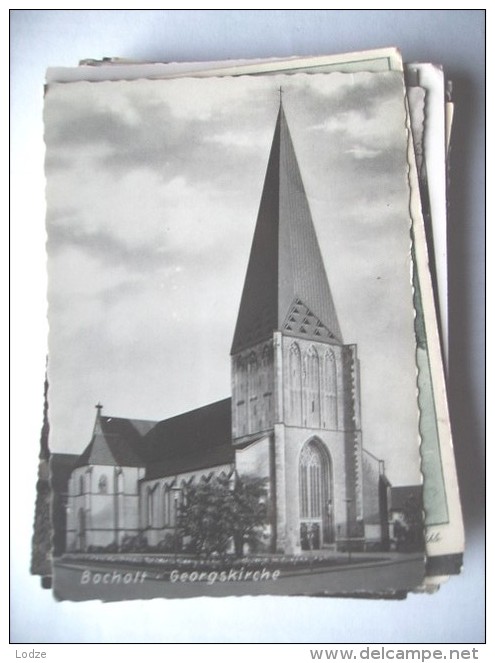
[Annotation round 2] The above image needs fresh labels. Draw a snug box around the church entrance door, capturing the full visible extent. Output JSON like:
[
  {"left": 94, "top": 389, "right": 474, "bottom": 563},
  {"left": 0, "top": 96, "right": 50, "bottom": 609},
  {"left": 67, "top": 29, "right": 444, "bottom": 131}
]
[{"left": 299, "top": 439, "right": 333, "bottom": 550}]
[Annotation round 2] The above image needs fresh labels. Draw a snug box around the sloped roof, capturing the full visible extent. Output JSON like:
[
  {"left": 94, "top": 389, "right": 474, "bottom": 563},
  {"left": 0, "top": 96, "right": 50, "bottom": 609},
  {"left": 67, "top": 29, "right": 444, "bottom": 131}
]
[
  {"left": 75, "top": 416, "right": 155, "bottom": 469},
  {"left": 74, "top": 399, "right": 234, "bottom": 478},
  {"left": 143, "top": 398, "right": 234, "bottom": 478},
  {"left": 145, "top": 444, "right": 234, "bottom": 480},
  {"left": 231, "top": 103, "right": 342, "bottom": 354}
]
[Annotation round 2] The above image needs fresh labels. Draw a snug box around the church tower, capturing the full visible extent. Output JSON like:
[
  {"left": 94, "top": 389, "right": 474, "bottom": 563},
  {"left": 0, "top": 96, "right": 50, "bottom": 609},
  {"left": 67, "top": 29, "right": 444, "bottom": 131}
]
[{"left": 231, "top": 101, "right": 365, "bottom": 554}]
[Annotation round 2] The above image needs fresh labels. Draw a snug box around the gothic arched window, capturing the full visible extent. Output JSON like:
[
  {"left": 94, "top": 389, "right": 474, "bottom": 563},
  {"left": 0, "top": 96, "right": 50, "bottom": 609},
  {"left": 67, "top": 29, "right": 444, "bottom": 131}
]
[
  {"left": 115, "top": 469, "right": 124, "bottom": 533},
  {"left": 98, "top": 474, "right": 108, "bottom": 494},
  {"left": 180, "top": 480, "right": 188, "bottom": 508},
  {"left": 261, "top": 344, "right": 272, "bottom": 428},
  {"left": 323, "top": 350, "right": 338, "bottom": 429},
  {"left": 247, "top": 352, "right": 258, "bottom": 432},
  {"left": 77, "top": 508, "right": 86, "bottom": 551},
  {"left": 300, "top": 442, "right": 323, "bottom": 518},
  {"left": 299, "top": 439, "right": 334, "bottom": 546},
  {"left": 289, "top": 342, "right": 302, "bottom": 425},
  {"left": 163, "top": 486, "right": 171, "bottom": 527},
  {"left": 305, "top": 346, "right": 320, "bottom": 427},
  {"left": 147, "top": 487, "right": 155, "bottom": 528},
  {"left": 84, "top": 469, "right": 92, "bottom": 511},
  {"left": 236, "top": 356, "right": 248, "bottom": 435}
]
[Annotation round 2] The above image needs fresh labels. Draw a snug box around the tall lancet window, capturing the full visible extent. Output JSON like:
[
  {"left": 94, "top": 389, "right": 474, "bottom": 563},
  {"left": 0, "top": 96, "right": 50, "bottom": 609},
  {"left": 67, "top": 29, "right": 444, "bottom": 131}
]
[
  {"left": 84, "top": 468, "right": 92, "bottom": 513},
  {"left": 247, "top": 352, "right": 258, "bottom": 432},
  {"left": 114, "top": 469, "right": 124, "bottom": 536},
  {"left": 299, "top": 442, "right": 323, "bottom": 519},
  {"left": 323, "top": 350, "right": 338, "bottom": 429},
  {"left": 163, "top": 486, "right": 171, "bottom": 527},
  {"left": 305, "top": 346, "right": 320, "bottom": 428},
  {"left": 98, "top": 474, "right": 108, "bottom": 494},
  {"left": 146, "top": 487, "right": 155, "bottom": 528},
  {"left": 77, "top": 508, "right": 86, "bottom": 551},
  {"left": 261, "top": 344, "right": 272, "bottom": 429},
  {"left": 236, "top": 356, "right": 248, "bottom": 436},
  {"left": 299, "top": 439, "right": 333, "bottom": 546},
  {"left": 289, "top": 342, "right": 302, "bottom": 425}
]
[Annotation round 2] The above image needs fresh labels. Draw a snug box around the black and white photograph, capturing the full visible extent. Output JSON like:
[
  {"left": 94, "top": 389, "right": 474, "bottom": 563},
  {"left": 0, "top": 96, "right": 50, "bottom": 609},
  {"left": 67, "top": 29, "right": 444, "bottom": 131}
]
[
  {"left": 43, "top": 71, "right": 428, "bottom": 601},
  {"left": 10, "top": 7, "right": 486, "bottom": 648}
]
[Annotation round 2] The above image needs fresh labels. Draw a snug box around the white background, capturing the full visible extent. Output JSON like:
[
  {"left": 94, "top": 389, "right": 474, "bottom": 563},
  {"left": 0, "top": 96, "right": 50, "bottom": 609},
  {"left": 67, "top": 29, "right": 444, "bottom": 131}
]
[{"left": 10, "top": 9, "right": 485, "bottom": 645}]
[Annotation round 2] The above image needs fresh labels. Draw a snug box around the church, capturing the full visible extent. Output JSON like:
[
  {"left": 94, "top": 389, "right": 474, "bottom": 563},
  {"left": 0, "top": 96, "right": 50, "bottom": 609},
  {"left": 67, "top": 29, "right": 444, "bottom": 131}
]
[{"left": 63, "top": 101, "right": 390, "bottom": 556}]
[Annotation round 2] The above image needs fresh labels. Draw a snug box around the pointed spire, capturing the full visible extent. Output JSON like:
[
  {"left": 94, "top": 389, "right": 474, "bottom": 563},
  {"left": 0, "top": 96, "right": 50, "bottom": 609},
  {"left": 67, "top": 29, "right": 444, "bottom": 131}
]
[
  {"left": 231, "top": 100, "right": 342, "bottom": 354},
  {"left": 82, "top": 403, "right": 118, "bottom": 466},
  {"left": 93, "top": 401, "right": 103, "bottom": 428}
]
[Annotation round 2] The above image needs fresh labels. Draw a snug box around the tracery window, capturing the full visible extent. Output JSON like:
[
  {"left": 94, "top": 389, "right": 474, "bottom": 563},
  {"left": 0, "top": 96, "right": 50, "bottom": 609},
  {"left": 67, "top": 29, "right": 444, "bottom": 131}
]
[
  {"left": 299, "top": 442, "right": 325, "bottom": 518},
  {"left": 261, "top": 344, "right": 272, "bottom": 428},
  {"left": 299, "top": 439, "right": 334, "bottom": 546},
  {"left": 115, "top": 469, "right": 124, "bottom": 532},
  {"left": 247, "top": 352, "right": 258, "bottom": 432},
  {"left": 323, "top": 350, "right": 337, "bottom": 429},
  {"left": 77, "top": 508, "right": 86, "bottom": 550},
  {"left": 289, "top": 342, "right": 302, "bottom": 424},
  {"left": 236, "top": 356, "right": 248, "bottom": 435},
  {"left": 147, "top": 487, "right": 155, "bottom": 528},
  {"left": 305, "top": 346, "right": 320, "bottom": 427},
  {"left": 98, "top": 474, "right": 108, "bottom": 494}
]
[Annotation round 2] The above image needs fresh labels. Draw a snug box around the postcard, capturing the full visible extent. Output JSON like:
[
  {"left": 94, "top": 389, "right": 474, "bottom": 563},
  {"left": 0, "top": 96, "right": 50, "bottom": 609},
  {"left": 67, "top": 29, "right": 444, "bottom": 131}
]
[
  {"left": 51, "top": 53, "right": 463, "bottom": 574},
  {"left": 42, "top": 69, "right": 430, "bottom": 601}
]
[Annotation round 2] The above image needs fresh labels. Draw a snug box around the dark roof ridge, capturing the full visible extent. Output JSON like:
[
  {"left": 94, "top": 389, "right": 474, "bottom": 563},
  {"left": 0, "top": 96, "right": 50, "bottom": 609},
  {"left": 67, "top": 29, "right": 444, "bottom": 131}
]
[
  {"left": 154, "top": 396, "right": 231, "bottom": 426},
  {"left": 99, "top": 414, "right": 158, "bottom": 425}
]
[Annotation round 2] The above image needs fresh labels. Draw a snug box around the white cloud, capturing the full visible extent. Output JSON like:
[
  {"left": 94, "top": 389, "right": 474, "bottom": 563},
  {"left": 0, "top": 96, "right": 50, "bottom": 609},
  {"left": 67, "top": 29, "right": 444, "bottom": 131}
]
[{"left": 345, "top": 145, "right": 382, "bottom": 159}]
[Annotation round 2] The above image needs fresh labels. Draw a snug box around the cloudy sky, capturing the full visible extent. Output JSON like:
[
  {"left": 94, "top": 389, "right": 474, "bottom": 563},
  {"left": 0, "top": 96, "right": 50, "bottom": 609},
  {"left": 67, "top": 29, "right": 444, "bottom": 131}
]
[{"left": 44, "top": 71, "right": 420, "bottom": 485}]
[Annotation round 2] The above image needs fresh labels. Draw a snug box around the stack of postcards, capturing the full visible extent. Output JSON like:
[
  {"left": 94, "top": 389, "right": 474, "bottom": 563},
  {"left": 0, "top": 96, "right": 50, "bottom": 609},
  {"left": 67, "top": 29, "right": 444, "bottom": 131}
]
[{"left": 32, "top": 48, "right": 464, "bottom": 601}]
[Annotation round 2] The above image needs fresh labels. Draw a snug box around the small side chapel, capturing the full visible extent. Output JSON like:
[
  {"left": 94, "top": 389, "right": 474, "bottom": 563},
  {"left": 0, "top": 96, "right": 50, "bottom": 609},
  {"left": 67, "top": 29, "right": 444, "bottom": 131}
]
[{"left": 65, "top": 101, "right": 389, "bottom": 555}]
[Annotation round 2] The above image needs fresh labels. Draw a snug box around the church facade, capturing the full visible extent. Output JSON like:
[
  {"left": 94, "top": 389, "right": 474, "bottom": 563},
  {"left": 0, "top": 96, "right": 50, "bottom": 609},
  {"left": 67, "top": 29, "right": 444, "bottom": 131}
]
[{"left": 65, "top": 103, "right": 389, "bottom": 556}]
